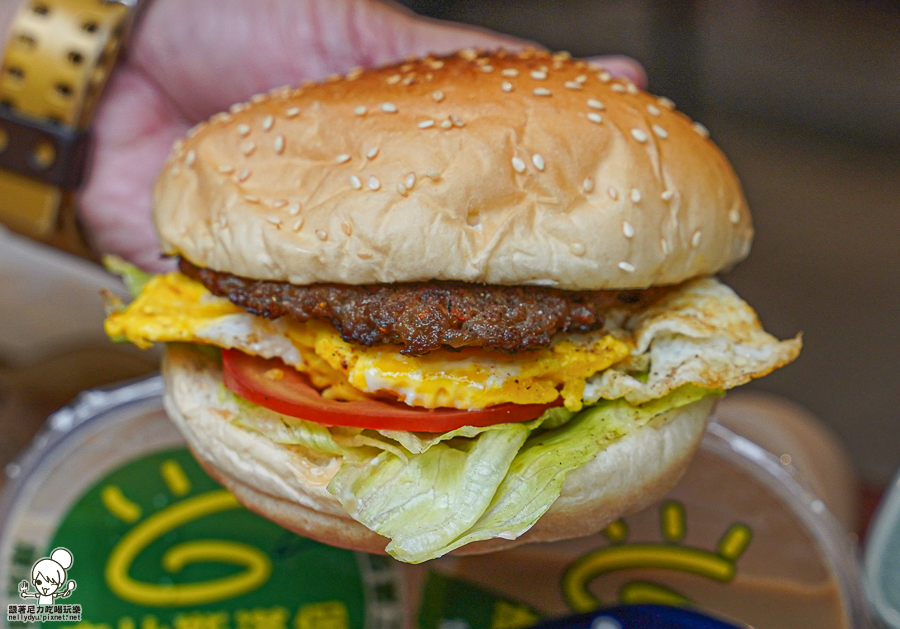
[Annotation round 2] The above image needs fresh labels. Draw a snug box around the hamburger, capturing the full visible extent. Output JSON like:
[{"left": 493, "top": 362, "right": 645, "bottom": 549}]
[{"left": 104, "top": 49, "right": 801, "bottom": 564}]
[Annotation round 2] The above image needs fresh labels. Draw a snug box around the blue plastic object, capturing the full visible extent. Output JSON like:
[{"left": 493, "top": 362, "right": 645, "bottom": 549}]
[
  {"left": 865, "top": 466, "right": 900, "bottom": 628},
  {"left": 526, "top": 605, "right": 745, "bottom": 629}
]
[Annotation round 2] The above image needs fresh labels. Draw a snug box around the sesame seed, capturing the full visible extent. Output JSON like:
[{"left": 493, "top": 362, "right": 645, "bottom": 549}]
[
  {"left": 387, "top": 74, "right": 401, "bottom": 85},
  {"left": 459, "top": 48, "right": 478, "bottom": 60},
  {"left": 405, "top": 173, "right": 416, "bottom": 189},
  {"left": 266, "top": 215, "right": 282, "bottom": 226},
  {"left": 237, "top": 169, "right": 251, "bottom": 182},
  {"left": 431, "top": 90, "right": 445, "bottom": 102},
  {"left": 553, "top": 51, "right": 571, "bottom": 61},
  {"left": 358, "top": 251, "right": 373, "bottom": 259},
  {"left": 501, "top": 82, "right": 514, "bottom": 92},
  {"left": 173, "top": 140, "right": 185, "bottom": 153},
  {"left": 564, "top": 81, "right": 583, "bottom": 90},
  {"left": 481, "top": 65, "right": 494, "bottom": 72},
  {"left": 660, "top": 190, "right": 674, "bottom": 202},
  {"left": 587, "top": 113, "right": 603, "bottom": 124},
  {"left": 729, "top": 209, "right": 741, "bottom": 224},
  {"left": 692, "top": 231, "right": 702, "bottom": 247},
  {"left": 230, "top": 103, "right": 247, "bottom": 114},
  {"left": 244, "top": 195, "right": 261, "bottom": 203},
  {"left": 652, "top": 124, "right": 668, "bottom": 139},
  {"left": 692, "top": 122, "right": 710, "bottom": 138},
  {"left": 350, "top": 175, "right": 362, "bottom": 189},
  {"left": 647, "top": 104, "right": 661, "bottom": 117},
  {"left": 316, "top": 229, "right": 328, "bottom": 241},
  {"left": 342, "top": 220, "right": 353, "bottom": 236},
  {"left": 623, "top": 221, "right": 635, "bottom": 238},
  {"left": 440, "top": 119, "right": 453, "bottom": 129},
  {"left": 273, "top": 199, "right": 288, "bottom": 208},
  {"left": 218, "top": 165, "right": 234, "bottom": 174},
  {"left": 533, "top": 88, "right": 552, "bottom": 96},
  {"left": 366, "top": 147, "right": 379, "bottom": 160},
  {"left": 582, "top": 177, "right": 595, "bottom": 193},
  {"left": 325, "top": 73, "right": 341, "bottom": 83},
  {"left": 532, "top": 154, "right": 545, "bottom": 171},
  {"left": 587, "top": 98, "right": 605, "bottom": 110},
  {"left": 427, "top": 59, "right": 444, "bottom": 70},
  {"left": 336, "top": 154, "right": 351, "bottom": 164},
  {"left": 354, "top": 106, "right": 367, "bottom": 116},
  {"left": 630, "top": 128, "right": 649, "bottom": 143},
  {"left": 418, "top": 119, "right": 436, "bottom": 129},
  {"left": 658, "top": 97, "right": 676, "bottom": 110},
  {"left": 397, "top": 183, "right": 408, "bottom": 195},
  {"left": 611, "top": 83, "right": 626, "bottom": 93},
  {"left": 185, "top": 150, "right": 196, "bottom": 166},
  {"left": 402, "top": 75, "right": 416, "bottom": 86},
  {"left": 426, "top": 171, "right": 441, "bottom": 180},
  {"left": 171, "top": 166, "right": 181, "bottom": 176},
  {"left": 346, "top": 67, "right": 364, "bottom": 80},
  {"left": 501, "top": 68, "right": 519, "bottom": 77},
  {"left": 661, "top": 238, "right": 670, "bottom": 254},
  {"left": 598, "top": 71, "right": 612, "bottom": 82},
  {"left": 626, "top": 82, "right": 639, "bottom": 94},
  {"left": 608, "top": 187, "right": 619, "bottom": 200},
  {"left": 288, "top": 203, "right": 301, "bottom": 215},
  {"left": 368, "top": 176, "right": 381, "bottom": 190},
  {"left": 211, "top": 112, "right": 232, "bottom": 124},
  {"left": 511, "top": 157, "right": 526, "bottom": 173},
  {"left": 273, "top": 135, "right": 286, "bottom": 154},
  {"left": 292, "top": 217, "right": 304, "bottom": 231},
  {"left": 241, "top": 141, "right": 257, "bottom": 156},
  {"left": 575, "top": 74, "right": 588, "bottom": 83},
  {"left": 618, "top": 261, "right": 636, "bottom": 273},
  {"left": 631, "top": 188, "right": 642, "bottom": 203},
  {"left": 262, "top": 115, "right": 275, "bottom": 131},
  {"left": 286, "top": 107, "right": 300, "bottom": 117},
  {"left": 400, "top": 63, "right": 415, "bottom": 72},
  {"left": 475, "top": 57, "right": 490, "bottom": 66},
  {"left": 531, "top": 70, "right": 547, "bottom": 80},
  {"left": 381, "top": 102, "right": 398, "bottom": 113},
  {"left": 450, "top": 115, "right": 465, "bottom": 127},
  {"left": 237, "top": 124, "right": 251, "bottom": 136},
  {"left": 570, "top": 242, "right": 586, "bottom": 256}
]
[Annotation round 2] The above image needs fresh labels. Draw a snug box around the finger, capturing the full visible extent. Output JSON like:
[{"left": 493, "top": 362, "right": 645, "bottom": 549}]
[
  {"left": 583, "top": 55, "right": 647, "bottom": 88},
  {"left": 133, "top": 0, "right": 533, "bottom": 120},
  {"left": 78, "top": 68, "right": 187, "bottom": 270},
  {"left": 354, "top": 1, "right": 531, "bottom": 65}
]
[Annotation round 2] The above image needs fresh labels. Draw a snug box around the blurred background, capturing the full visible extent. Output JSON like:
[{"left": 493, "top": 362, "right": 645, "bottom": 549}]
[
  {"left": 1, "top": 0, "right": 898, "bottom": 493},
  {"left": 395, "top": 0, "right": 900, "bottom": 488}
]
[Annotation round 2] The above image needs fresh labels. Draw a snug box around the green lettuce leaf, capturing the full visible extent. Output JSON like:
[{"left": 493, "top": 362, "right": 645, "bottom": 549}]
[
  {"left": 229, "top": 381, "right": 716, "bottom": 563},
  {"left": 103, "top": 255, "right": 154, "bottom": 299},
  {"left": 329, "top": 427, "right": 530, "bottom": 563}
]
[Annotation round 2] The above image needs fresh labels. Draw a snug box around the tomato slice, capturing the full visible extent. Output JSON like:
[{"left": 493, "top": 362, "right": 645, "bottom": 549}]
[{"left": 222, "top": 349, "right": 560, "bottom": 432}]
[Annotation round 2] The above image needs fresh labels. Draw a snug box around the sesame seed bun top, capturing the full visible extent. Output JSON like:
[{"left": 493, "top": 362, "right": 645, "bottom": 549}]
[{"left": 154, "top": 48, "right": 752, "bottom": 290}]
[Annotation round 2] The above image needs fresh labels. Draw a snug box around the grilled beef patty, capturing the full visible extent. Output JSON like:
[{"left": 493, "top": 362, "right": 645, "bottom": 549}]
[{"left": 180, "top": 258, "right": 670, "bottom": 356}]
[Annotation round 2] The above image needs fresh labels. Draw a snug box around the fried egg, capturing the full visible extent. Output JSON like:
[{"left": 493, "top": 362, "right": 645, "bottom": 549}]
[{"left": 105, "top": 273, "right": 800, "bottom": 411}]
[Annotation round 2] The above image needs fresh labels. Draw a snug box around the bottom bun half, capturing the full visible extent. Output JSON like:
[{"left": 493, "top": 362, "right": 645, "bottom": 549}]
[{"left": 161, "top": 343, "right": 715, "bottom": 556}]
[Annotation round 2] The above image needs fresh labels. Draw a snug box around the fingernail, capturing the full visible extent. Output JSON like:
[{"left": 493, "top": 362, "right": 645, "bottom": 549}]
[{"left": 584, "top": 55, "right": 647, "bottom": 88}]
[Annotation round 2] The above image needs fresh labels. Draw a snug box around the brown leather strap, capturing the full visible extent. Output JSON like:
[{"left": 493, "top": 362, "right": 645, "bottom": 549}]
[{"left": 0, "top": 0, "right": 140, "bottom": 256}]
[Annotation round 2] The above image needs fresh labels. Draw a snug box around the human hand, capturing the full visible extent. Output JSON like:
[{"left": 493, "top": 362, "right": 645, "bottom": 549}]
[{"left": 77, "top": 0, "right": 645, "bottom": 270}]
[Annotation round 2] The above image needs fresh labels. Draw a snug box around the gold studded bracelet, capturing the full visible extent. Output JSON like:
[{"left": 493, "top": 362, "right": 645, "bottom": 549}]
[{"left": 0, "top": 0, "right": 145, "bottom": 257}]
